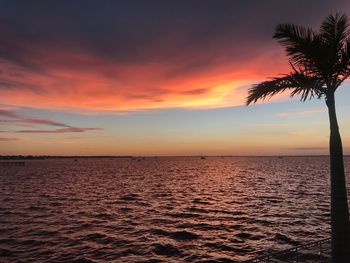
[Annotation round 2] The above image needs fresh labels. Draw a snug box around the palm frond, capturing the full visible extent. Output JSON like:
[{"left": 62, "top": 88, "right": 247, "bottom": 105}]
[
  {"left": 247, "top": 13, "right": 350, "bottom": 107},
  {"left": 247, "top": 77, "right": 290, "bottom": 105},
  {"left": 273, "top": 24, "right": 319, "bottom": 67},
  {"left": 318, "top": 13, "right": 350, "bottom": 82},
  {"left": 274, "top": 24, "right": 315, "bottom": 46},
  {"left": 273, "top": 14, "right": 350, "bottom": 86},
  {"left": 337, "top": 39, "right": 350, "bottom": 76},
  {"left": 289, "top": 72, "right": 324, "bottom": 101},
  {"left": 246, "top": 71, "right": 325, "bottom": 105},
  {"left": 320, "top": 13, "right": 349, "bottom": 51}
]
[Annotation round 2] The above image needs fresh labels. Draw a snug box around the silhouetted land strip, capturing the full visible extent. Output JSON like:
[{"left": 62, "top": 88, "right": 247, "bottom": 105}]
[
  {"left": 1, "top": 155, "right": 348, "bottom": 160},
  {"left": 0, "top": 155, "right": 133, "bottom": 160}
]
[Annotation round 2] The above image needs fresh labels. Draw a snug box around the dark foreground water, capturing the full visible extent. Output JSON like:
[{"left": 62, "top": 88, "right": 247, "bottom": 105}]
[{"left": 1, "top": 156, "right": 349, "bottom": 262}]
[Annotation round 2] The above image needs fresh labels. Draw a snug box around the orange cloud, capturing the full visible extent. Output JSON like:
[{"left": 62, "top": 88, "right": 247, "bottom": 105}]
[
  {"left": 1, "top": 0, "right": 347, "bottom": 113},
  {"left": 0, "top": 13, "right": 292, "bottom": 112},
  {"left": 0, "top": 46, "right": 288, "bottom": 112}
]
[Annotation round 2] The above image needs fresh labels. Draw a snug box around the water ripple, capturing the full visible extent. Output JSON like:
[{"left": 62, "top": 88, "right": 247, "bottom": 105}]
[{"left": 0, "top": 156, "right": 347, "bottom": 262}]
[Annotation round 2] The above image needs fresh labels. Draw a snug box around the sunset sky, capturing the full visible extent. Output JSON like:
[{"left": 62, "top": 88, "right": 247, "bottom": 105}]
[{"left": 1, "top": 0, "right": 350, "bottom": 156}]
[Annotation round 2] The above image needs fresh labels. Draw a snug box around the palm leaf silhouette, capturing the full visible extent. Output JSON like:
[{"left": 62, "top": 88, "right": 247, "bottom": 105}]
[{"left": 247, "top": 13, "right": 350, "bottom": 261}]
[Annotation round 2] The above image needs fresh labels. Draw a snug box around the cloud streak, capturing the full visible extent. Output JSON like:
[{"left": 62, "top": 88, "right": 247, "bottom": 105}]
[
  {"left": 276, "top": 109, "right": 326, "bottom": 117},
  {"left": 0, "top": 108, "right": 103, "bottom": 134},
  {"left": 0, "top": 109, "right": 68, "bottom": 127},
  {"left": 294, "top": 147, "right": 327, "bottom": 151},
  {"left": 0, "top": 137, "right": 19, "bottom": 141},
  {"left": 18, "top": 127, "right": 103, "bottom": 134}
]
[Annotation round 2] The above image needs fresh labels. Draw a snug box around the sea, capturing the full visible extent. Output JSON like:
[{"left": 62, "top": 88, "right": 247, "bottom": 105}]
[{"left": 1, "top": 156, "right": 349, "bottom": 262}]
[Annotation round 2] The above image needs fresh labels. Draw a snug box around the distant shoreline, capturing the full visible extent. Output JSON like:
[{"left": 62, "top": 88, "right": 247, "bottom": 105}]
[{"left": 0, "top": 155, "right": 348, "bottom": 160}]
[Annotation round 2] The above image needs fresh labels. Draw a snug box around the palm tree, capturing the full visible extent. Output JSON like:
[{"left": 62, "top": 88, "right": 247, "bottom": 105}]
[{"left": 247, "top": 13, "right": 350, "bottom": 262}]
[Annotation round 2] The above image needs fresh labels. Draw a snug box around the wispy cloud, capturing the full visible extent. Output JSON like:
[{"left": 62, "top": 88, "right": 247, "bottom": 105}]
[
  {"left": 294, "top": 147, "right": 327, "bottom": 151},
  {"left": 66, "top": 135, "right": 111, "bottom": 140},
  {"left": 18, "top": 127, "right": 103, "bottom": 134},
  {"left": 1, "top": 109, "right": 103, "bottom": 134},
  {"left": 0, "top": 109, "right": 68, "bottom": 127},
  {"left": 0, "top": 119, "right": 69, "bottom": 127},
  {"left": 0, "top": 109, "right": 18, "bottom": 119},
  {"left": 263, "top": 123, "right": 290, "bottom": 127},
  {"left": 276, "top": 109, "right": 326, "bottom": 117}
]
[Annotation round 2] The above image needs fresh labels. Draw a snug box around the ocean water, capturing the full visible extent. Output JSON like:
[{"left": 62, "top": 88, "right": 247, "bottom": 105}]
[{"left": 0, "top": 156, "right": 349, "bottom": 262}]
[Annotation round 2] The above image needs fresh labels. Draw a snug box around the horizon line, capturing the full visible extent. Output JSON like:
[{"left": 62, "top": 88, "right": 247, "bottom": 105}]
[{"left": 0, "top": 154, "right": 346, "bottom": 159}]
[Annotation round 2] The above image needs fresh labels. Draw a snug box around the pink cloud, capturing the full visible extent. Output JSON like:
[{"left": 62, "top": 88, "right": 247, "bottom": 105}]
[
  {"left": 0, "top": 137, "right": 19, "bottom": 141},
  {"left": 0, "top": 109, "right": 68, "bottom": 127},
  {"left": 276, "top": 109, "right": 326, "bottom": 117}
]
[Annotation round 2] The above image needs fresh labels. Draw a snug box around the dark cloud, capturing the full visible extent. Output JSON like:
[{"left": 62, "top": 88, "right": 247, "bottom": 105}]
[
  {"left": 0, "top": 0, "right": 348, "bottom": 70},
  {"left": 163, "top": 59, "right": 217, "bottom": 79},
  {"left": 119, "top": 87, "right": 170, "bottom": 101},
  {"left": 0, "top": 119, "right": 68, "bottom": 127},
  {"left": 182, "top": 88, "right": 210, "bottom": 96},
  {"left": 0, "top": 108, "right": 103, "bottom": 133},
  {"left": 0, "top": 80, "right": 42, "bottom": 93},
  {"left": 0, "top": 109, "right": 69, "bottom": 127},
  {"left": 0, "top": 109, "right": 18, "bottom": 118}
]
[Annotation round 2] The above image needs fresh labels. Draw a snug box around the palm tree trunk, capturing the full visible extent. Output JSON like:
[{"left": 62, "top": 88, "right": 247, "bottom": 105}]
[{"left": 326, "top": 91, "right": 350, "bottom": 262}]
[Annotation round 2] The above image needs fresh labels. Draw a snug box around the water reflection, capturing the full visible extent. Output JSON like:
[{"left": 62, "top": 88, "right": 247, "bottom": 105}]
[{"left": 1, "top": 156, "right": 348, "bottom": 262}]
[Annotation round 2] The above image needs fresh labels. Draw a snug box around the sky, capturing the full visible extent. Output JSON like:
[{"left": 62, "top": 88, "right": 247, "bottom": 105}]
[{"left": 1, "top": 0, "right": 350, "bottom": 156}]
